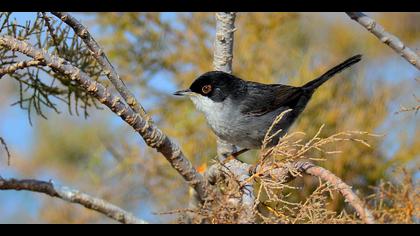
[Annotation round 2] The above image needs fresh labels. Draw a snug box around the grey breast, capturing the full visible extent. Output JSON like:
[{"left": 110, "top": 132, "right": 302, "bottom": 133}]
[{"left": 211, "top": 98, "right": 292, "bottom": 149}]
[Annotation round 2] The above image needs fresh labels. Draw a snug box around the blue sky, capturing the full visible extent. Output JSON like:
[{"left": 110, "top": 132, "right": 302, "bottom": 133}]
[{"left": 0, "top": 12, "right": 418, "bottom": 223}]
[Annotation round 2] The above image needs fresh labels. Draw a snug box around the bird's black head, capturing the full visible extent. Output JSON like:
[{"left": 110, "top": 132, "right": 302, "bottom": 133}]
[{"left": 174, "top": 71, "right": 243, "bottom": 102}]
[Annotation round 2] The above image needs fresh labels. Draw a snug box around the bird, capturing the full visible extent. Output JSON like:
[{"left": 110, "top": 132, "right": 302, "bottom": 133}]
[{"left": 174, "top": 54, "right": 362, "bottom": 157}]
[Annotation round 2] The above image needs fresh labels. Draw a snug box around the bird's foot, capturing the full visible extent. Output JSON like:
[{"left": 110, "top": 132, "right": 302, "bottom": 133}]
[{"left": 221, "top": 148, "right": 250, "bottom": 164}]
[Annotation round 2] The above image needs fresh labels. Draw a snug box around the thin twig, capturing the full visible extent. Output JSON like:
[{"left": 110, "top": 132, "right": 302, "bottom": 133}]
[
  {"left": 395, "top": 105, "right": 420, "bottom": 115},
  {"left": 395, "top": 94, "right": 420, "bottom": 115},
  {"left": 51, "top": 12, "right": 148, "bottom": 118},
  {"left": 0, "top": 176, "right": 147, "bottom": 224},
  {"left": 40, "top": 12, "right": 62, "bottom": 54},
  {"left": 346, "top": 12, "right": 420, "bottom": 70},
  {"left": 0, "top": 137, "right": 11, "bottom": 166}
]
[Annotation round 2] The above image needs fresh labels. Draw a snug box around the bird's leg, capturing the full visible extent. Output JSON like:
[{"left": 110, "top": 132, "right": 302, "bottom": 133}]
[
  {"left": 232, "top": 148, "right": 250, "bottom": 158},
  {"left": 222, "top": 148, "right": 250, "bottom": 164}
]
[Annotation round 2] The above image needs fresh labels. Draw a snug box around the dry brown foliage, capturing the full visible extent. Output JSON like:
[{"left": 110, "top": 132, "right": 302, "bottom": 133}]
[
  {"left": 368, "top": 169, "right": 419, "bottom": 224},
  {"left": 167, "top": 112, "right": 417, "bottom": 224}
]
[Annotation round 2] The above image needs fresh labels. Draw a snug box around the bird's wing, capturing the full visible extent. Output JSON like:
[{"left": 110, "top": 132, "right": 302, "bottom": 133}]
[{"left": 238, "top": 82, "right": 304, "bottom": 117}]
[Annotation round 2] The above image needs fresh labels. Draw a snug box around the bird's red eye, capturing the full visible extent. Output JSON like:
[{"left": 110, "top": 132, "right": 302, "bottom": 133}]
[{"left": 202, "top": 84, "right": 212, "bottom": 94}]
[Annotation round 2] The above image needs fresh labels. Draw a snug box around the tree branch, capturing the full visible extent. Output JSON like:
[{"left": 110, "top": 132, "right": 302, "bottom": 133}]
[
  {"left": 260, "top": 160, "right": 375, "bottom": 224},
  {"left": 0, "top": 137, "right": 11, "bottom": 165},
  {"left": 0, "top": 60, "right": 45, "bottom": 78},
  {"left": 220, "top": 159, "right": 255, "bottom": 223},
  {"left": 303, "top": 163, "right": 375, "bottom": 224},
  {"left": 213, "top": 12, "right": 236, "bottom": 73},
  {"left": 0, "top": 176, "right": 147, "bottom": 224},
  {"left": 346, "top": 12, "right": 420, "bottom": 70},
  {"left": 0, "top": 35, "right": 208, "bottom": 201},
  {"left": 51, "top": 12, "right": 148, "bottom": 118},
  {"left": 40, "top": 12, "right": 62, "bottom": 54}
]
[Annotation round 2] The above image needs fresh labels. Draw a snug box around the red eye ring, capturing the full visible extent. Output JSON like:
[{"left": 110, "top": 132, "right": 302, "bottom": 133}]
[{"left": 202, "top": 84, "right": 212, "bottom": 94}]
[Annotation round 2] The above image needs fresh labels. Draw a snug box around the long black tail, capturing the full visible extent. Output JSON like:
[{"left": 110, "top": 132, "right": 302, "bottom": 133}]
[{"left": 302, "top": 54, "right": 362, "bottom": 91}]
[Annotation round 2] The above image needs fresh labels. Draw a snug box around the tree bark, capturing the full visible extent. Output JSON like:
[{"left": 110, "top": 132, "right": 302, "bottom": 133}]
[
  {"left": 346, "top": 12, "right": 420, "bottom": 70},
  {"left": 0, "top": 176, "right": 147, "bottom": 224},
  {"left": 51, "top": 12, "right": 149, "bottom": 117},
  {"left": 0, "top": 35, "right": 209, "bottom": 202}
]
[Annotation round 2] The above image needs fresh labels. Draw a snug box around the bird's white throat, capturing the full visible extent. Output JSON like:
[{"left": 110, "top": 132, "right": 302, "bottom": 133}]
[
  {"left": 189, "top": 94, "right": 231, "bottom": 139},
  {"left": 189, "top": 94, "right": 223, "bottom": 115}
]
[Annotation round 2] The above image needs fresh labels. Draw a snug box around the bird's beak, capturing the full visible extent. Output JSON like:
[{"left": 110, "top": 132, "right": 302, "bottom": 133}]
[{"left": 173, "top": 89, "right": 193, "bottom": 96}]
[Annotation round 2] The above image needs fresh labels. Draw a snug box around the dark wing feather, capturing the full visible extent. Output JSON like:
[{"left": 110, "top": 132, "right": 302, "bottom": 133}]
[{"left": 239, "top": 82, "right": 304, "bottom": 117}]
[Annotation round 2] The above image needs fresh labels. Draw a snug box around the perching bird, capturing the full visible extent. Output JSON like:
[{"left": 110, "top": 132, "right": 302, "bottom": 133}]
[{"left": 174, "top": 55, "right": 362, "bottom": 156}]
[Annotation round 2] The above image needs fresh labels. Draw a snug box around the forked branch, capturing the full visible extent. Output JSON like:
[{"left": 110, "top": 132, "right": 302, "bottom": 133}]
[
  {"left": 51, "top": 12, "right": 148, "bottom": 117},
  {"left": 0, "top": 36, "right": 208, "bottom": 201}
]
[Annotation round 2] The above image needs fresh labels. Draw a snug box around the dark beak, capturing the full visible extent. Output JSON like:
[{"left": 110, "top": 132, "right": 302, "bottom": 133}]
[{"left": 173, "top": 89, "right": 192, "bottom": 96}]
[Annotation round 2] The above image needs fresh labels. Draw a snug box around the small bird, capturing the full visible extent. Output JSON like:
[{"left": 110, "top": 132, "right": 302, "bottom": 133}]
[{"left": 174, "top": 55, "right": 362, "bottom": 156}]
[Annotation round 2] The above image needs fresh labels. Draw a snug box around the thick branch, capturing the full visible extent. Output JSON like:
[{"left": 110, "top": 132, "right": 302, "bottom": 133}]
[
  {"left": 0, "top": 36, "right": 208, "bottom": 201},
  {"left": 213, "top": 12, "right": 236, "bottom": 73},
  {"left": 0, "top": 176, "right": 147, "bottom": 224},
  {"left": 346, "top": 12, "right": 420, "bottom": 70},
  {"left": 51, "top": 12, "right": 148, "bottom": 118},
  {"left": 221, "top": 160, "right": 255, "bottom": 223}
]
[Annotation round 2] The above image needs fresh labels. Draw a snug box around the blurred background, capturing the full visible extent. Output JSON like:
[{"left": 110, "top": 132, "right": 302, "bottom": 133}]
[{"left": 0, "top": 12, "right": 418, "bottom": 223}]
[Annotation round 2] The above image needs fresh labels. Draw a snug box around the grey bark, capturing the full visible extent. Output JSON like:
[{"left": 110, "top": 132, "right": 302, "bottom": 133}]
[
  {"left": 51, "top": 12, "right": 149, "bottom": 117},
  {"left": 346, "top": 12, "right": 420, "bottom": 70},
  {"left": 303, "top": 163, "right": 375, "bottom": 224},
  {"left": 213, "top": 12, "right": 236, "bottom": 73},
  {"left": 0, "top": 176, "right": 147, "bottom": 224},
  {"left": 0, "top": 36, "right": 209, "bottom": 202}
]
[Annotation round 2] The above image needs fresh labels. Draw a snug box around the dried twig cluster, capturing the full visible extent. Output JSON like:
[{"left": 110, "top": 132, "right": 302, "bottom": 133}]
[{"left": 181, "top": 114, "right": 378, "bottom": 223}]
